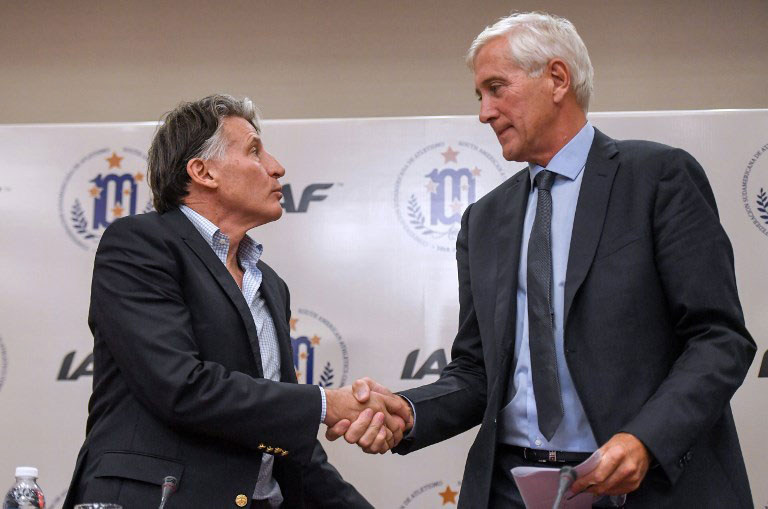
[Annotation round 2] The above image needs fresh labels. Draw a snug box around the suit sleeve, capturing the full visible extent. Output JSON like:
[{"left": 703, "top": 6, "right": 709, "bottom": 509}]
[
  {"left": 298, "top": 441, "right": 374, "bottom": 508},
  {"left": 90, "top": 217, "right": 322, "bottom": 465},
  {"left": 620, "top": 149, "right": 756, "bottom": 484},
  {"left": 395, "top": 203, "right": 488, "bottom": 454}
]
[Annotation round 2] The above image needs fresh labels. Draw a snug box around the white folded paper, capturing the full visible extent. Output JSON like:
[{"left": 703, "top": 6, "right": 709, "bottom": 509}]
[{"left": 511, "top": 450, "right": 601, "bottom": 509}]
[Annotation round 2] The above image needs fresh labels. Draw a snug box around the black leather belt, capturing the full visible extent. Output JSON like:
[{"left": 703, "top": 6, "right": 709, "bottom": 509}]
[{"left": 506, "top": 445, "right": 592, "bottom": 464}]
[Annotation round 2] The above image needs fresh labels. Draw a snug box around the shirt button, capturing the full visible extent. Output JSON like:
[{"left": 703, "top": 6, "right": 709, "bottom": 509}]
[
  {"left": 219, "top": 238, "right": 227, "bottom": 245},
  {"left": 534, "top": 439, "right": 543, "bottom": 447}
]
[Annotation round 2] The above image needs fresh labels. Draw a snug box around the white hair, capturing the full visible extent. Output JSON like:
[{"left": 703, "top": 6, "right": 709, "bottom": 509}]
[
  {"left": 196, "top": 96, "right": 260, "bottom": 161},
  {"left": 467, "top": 11, "right": 594, "bottom": 112}
]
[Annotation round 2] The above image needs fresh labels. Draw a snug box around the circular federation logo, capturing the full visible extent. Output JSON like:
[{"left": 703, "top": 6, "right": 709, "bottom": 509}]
[
  {"left": 742, "top": 141, "right": 768, "bottom": 237},
  {"left": 395, "top": 141, "right": 508, "bottom": 252},
  {"left": 290, "top": 308, "right": 349, "bottom": 388},
  {"left": 0, "top": 335, "right": 7, "bottom": 393},
  {"left": 58, "top": 148, "right": 152, "bottom": 250},
  {"left": 399, "top": 479, "right": 462, "bottom": 508}
]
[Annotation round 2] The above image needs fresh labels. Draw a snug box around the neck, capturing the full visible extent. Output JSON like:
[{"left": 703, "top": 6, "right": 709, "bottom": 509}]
[
  {"left": 182, "top": 198, "right": 251, "bottom": 256},
  {"left": 531, "top": 107, "right": 587, "bottom": 167}
]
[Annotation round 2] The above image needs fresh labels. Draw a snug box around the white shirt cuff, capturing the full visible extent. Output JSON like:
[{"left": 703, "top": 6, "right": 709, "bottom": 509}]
[{"left": 319, "top": 386, "right": 327, "bottom": 424}]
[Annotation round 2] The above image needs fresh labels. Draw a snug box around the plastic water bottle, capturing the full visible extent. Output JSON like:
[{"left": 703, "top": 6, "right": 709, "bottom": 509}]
[{"left": 3, "top": 467, "right": 45, "bottom": 509}]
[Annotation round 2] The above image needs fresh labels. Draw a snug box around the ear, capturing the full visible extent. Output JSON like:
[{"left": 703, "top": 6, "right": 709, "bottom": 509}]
[
  {"left": 548, "top": 58, "right": 571, "bottom": 104},
  {"left": 186, "top": 158, "right": 218, "bottom": 189}
]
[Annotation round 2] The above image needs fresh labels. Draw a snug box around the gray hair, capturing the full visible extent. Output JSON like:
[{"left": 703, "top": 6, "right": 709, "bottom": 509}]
[
  {"left": 147, "top": 94, "right": 260, "bottom": 213},
  {"left": 466, "top": 11, "right": 594, "bottom": 112}
]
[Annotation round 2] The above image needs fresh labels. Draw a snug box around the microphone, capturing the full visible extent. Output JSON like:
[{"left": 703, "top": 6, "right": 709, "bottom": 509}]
[
  {"left": 552, "top": 466, "right": 577, "bottom": 509},
  {"left": 158, "top": 475, "right": 178, "bottom": 509}
]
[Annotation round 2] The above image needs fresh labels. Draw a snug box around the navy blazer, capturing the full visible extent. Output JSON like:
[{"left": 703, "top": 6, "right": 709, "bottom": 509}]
[
  {"left": 395, "top": 129, "right": 756, "bottom": 508},
  {"left": 63, "top": 208, "right": 370, "bottom": 508}
]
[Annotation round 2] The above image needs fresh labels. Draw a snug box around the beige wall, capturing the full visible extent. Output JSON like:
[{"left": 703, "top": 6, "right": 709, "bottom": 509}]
[{"left": 0, "top": 0, "right": 766, "bottom": 124}]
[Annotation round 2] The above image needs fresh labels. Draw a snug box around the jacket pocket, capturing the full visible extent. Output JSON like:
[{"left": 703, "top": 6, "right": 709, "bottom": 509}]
[
  {"left": 595, "top": 230, "right": 649, "bottom": 260},
  {"left": 94, "top": 451, "right": 184, "bottom": 486}
]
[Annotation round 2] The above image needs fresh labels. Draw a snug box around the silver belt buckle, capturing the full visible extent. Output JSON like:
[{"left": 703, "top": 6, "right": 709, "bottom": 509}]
[{"left": 548, "top": 450, "right": 557, "bottom": 462}]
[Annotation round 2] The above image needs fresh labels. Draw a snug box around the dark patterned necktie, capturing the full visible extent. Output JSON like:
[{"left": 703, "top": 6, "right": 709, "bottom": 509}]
[{"left": 527, "top": 169, "right": 563, "bottom": 441}]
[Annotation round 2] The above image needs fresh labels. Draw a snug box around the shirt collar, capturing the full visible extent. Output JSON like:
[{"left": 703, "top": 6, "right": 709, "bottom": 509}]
[
  {"left": 178, "top": 204, "right": 263, "bottom": 264},
  {"left": 528, "top": 122, "right": 595, "bottom": 184}
]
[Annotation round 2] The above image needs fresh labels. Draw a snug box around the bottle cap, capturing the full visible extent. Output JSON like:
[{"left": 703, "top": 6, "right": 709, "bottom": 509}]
[{"left": 14, "top": 467, "right": 38, "bottom": 478}]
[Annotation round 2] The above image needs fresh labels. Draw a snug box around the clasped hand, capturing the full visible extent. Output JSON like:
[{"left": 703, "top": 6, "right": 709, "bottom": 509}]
[{"left": 323, "top": 378, "right": 413, "bottom": 454}]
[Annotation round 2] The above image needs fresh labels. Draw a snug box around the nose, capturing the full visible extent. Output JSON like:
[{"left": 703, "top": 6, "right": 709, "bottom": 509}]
[
  {"left": 265, "top": 151, "right": 286, "bottom": 178},
  {"left": 478, "top": 96, "right": 497, "bottom": 125}
]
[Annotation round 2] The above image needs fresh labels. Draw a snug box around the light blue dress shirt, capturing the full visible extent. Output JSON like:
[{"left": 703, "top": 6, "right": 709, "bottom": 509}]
[{"left": 499, "top": 123, "right": 599, "bottom": 452}]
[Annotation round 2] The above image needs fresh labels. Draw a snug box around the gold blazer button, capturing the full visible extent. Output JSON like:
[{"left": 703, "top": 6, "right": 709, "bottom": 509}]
[{"left": 235, "top": 494, "right": 248, "bottom": 507}]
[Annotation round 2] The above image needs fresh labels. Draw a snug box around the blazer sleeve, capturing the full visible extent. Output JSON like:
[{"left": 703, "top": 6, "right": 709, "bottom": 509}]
[
  {"left": 395, "top": 203, "right": 488, "bottom": 454},
  {"left": 298, "top": 441, "right": 374, "bottom": 508},
  {"left": 619, "top": 148, "right": 756, "bottom": 484},
  {"left": 89, "top": 216, "right": 323, "bottom": 465}
]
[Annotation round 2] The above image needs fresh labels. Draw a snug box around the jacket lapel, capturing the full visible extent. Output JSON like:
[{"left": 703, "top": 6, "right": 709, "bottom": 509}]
[
  {"left": 161, "top": 208, "right": 264, "bottom": 377},
  {"left": 494, "top": 171, "right": 531, "bottom": 357},
  {"left": 259, "top": 267, "right": 297, "bottom": 383},
  {"left": 564, "top": 129, "right": 620, "bottom": 325}
]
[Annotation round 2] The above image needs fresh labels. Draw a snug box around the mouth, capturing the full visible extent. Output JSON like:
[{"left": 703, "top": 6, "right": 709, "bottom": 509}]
[{"left": 494, "top": 125, "right": 513, "bottom": 137}]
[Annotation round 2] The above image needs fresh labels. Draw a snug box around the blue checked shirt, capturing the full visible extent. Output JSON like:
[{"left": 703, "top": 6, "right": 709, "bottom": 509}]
[{"left": 180, "top": 205, "right": 326, "bottom": 505}]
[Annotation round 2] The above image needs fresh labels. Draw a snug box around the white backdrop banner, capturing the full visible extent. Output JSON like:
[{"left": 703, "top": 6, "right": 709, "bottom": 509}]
[{"left": 0, "top": 110, "right": 766, "bottom": 508}]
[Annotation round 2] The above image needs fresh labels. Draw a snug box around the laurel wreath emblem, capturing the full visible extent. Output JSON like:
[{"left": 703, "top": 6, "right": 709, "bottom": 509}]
[
  {"left": 318, "top": 361, "right": 334, "bottom": 388},
  {"left": 407, "top": 194, "right": 461, "bottom": 239},
  {"left": 756, "top": 188, "right": 768, "bottom": 224},
  {"left": 70, "top": 199, "right": 97, "bottom": 240}
]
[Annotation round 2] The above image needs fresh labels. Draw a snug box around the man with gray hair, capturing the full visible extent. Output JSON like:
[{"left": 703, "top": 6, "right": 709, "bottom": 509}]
[
  {"left": 63, "top": 94, "right": 409, "bottom": 508},
  {"left": 331, "top": 11, "right": 755, "bottom": 507}
]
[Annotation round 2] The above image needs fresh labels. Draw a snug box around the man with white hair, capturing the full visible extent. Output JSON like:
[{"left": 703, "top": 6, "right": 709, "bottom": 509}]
[{"left": 331, "top": 11, "right": 755, "bottom": 507}]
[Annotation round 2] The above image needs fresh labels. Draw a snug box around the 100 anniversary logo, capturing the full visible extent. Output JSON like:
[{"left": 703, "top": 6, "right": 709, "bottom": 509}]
[
  {"left": 742, "top": 141, "right": 768, "bottom": 237},
  {"left": 58, "top": 148, "right": 151, "bottom": 250},
  {"left": 290, "top": 308, "right": 349, "bottom": 387},
  {"left": 399, "top": 479, "right": 461, "bottom": 508},
  {"left": 395, "top": 141, "right": 507, "bottom": 252}
]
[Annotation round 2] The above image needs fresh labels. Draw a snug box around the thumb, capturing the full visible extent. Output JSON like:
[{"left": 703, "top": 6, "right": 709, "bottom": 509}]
[
  {"left": 325, "top": 419, "right": 351, "bottom": 441},
  {"left": 353, "top": 378, "right": 372, "bottom": 402}
]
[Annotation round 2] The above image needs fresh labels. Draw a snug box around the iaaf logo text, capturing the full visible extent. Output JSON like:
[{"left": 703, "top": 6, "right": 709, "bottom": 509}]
[
  {"left": 281, "top": 183, "right": 334, "bottom": 213},
  {"left": 401, "top": 349, "right": 447, "bottom": 380}
]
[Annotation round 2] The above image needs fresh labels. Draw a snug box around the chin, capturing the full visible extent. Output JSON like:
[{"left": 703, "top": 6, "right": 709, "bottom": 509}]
[
  {"left": 268, "top": 207, "right": 284, "bottom": 222},
  {"left": 502, "top": 149, "right": 523, "bottom": 162}
]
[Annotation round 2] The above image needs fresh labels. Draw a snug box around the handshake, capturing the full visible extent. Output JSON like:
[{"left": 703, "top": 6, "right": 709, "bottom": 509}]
[{"left": 323, "top": 378, "right": 413, "bottom": 454}]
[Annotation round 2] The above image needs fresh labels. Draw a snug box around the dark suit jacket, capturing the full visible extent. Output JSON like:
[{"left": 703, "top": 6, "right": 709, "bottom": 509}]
[
  {"left": 395, "top": 129, "right": 756, "bottom": 508},
  {"left": 63, "top": 208, "right": 371, "bottom": 509}
]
